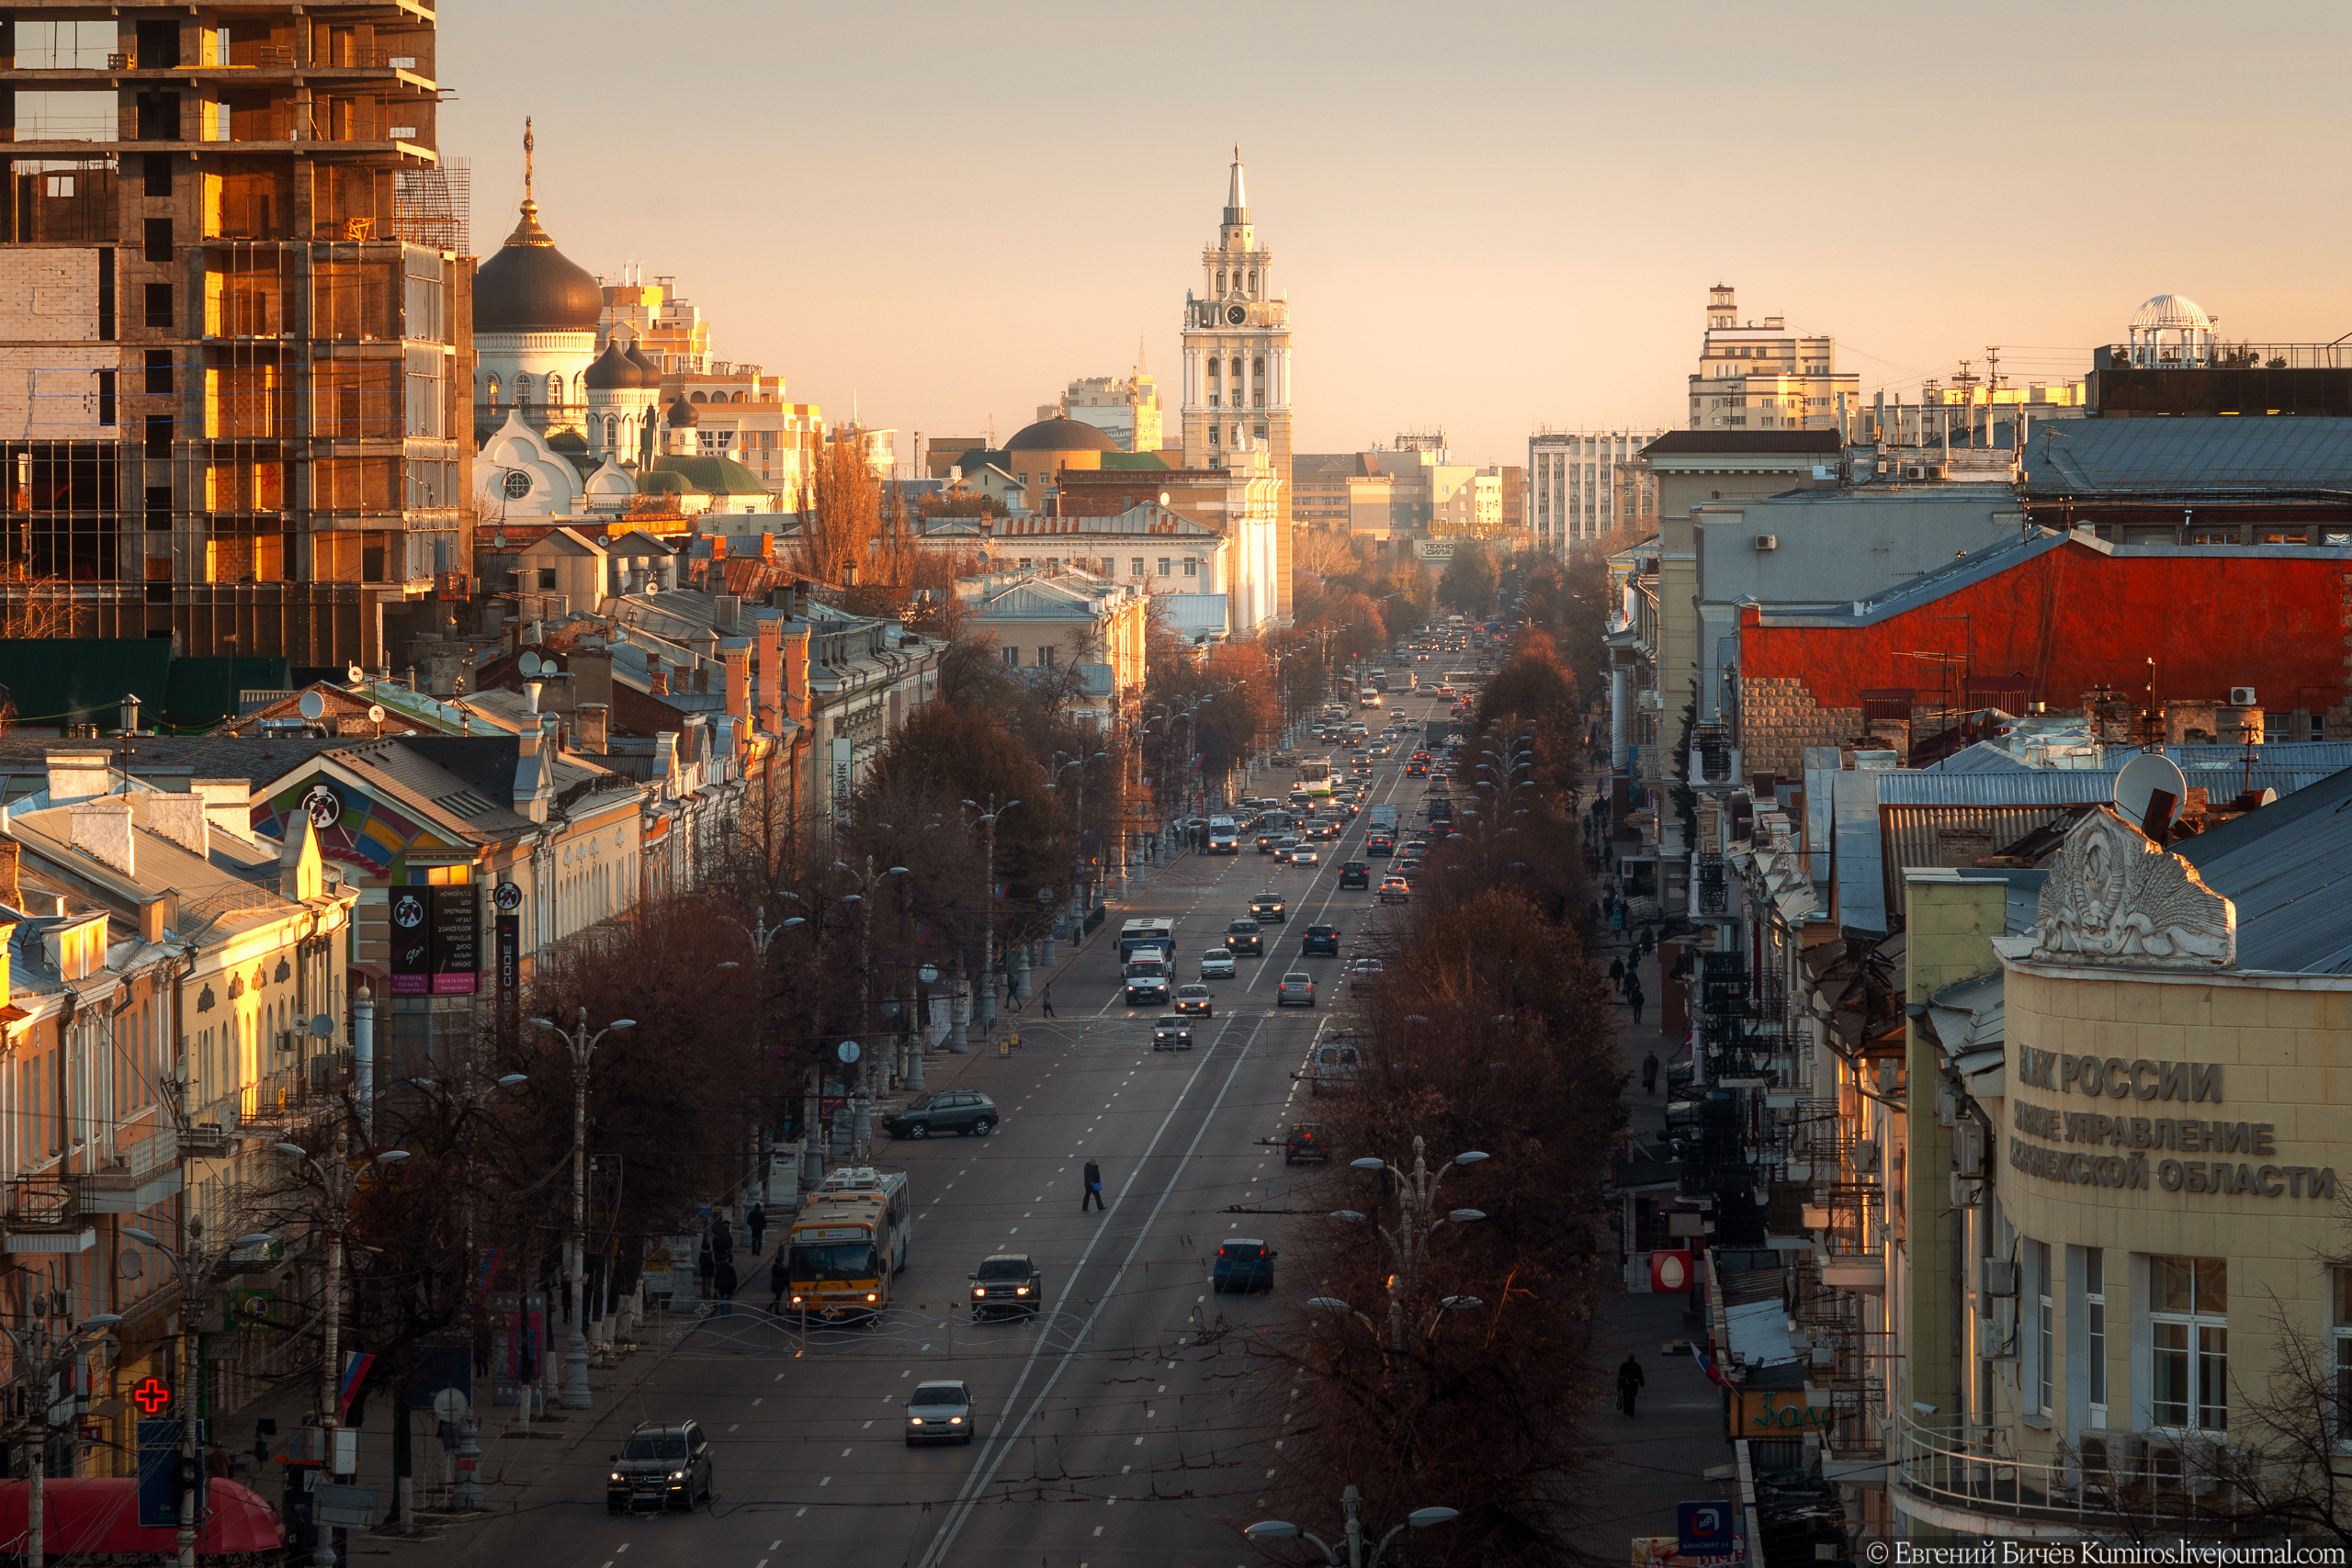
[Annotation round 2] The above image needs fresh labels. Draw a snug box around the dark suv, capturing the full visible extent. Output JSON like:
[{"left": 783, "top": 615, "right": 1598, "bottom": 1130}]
[
  {"left": 1300, "top": 924, "right": 1340, "bottom": 957},
  {"left": 1225, "top": 919, "right": 1264, "bottom": 955},
  {"left": 1338, "top": 861, "right": 1370, "bottom": 889},
  {"left": 607, "top": 1420, "right": 714, "bottom": 1513},
  {"left": 1285, "top": 1122, "right": 1330, "bottom": 1165},
  {"left": 1250, "top": 893, "right": 1287, "bottom": 923},
  {"left": 968, "top": 1254, "right": 1043, "bottom": 1319},
  {"left": 882, "top": 1090, "right": 998, "bottom": 1140}
]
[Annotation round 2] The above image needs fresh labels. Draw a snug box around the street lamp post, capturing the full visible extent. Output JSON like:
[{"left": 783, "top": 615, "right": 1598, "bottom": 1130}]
[
  {"left": 0, "top": 1301, "right": 122, "bottom": 1568},
  {"left": 271, "top": 1125, "right": 408, "bottom": 1567},
  {"left": 526, "top": 1010, "right": 636, "bottom": 1412},
  {"left": 1244, "top": 1485, "right": 1459, "bottom": 1568},
  {"left": 1325, "top": 1136, "right": 1490, "bottom": 1399},
  {"left": 721, "top": 908, "right": 788, "bottom": 1206},
  {"left": 124, "top": 1220, "right": 277, "bottom": 1568},
  {"left": 966, "top": 797, "right": 1023, "bottom": 1030}
]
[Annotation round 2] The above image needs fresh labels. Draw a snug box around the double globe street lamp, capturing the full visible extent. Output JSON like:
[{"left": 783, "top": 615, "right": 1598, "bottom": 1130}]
[{"left": 1246, "top": 1484, "right": 1458, "bottom": 1568}]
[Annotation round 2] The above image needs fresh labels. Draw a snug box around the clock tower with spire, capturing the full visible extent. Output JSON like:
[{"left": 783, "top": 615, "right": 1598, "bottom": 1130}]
[{"left": 1181, "top": 150, "right": 1294, "bottom": 543}]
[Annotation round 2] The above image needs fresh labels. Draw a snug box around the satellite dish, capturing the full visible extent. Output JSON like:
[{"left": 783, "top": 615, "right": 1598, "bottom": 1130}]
[
  {"left": 345, "top": 664, "right": 365, "bottom": 685},
  {"left": 2115, "top": 752, "right": 2188, "bottom": 837},
  {"left": 310, "top": 1013, "right": 334, "bottom": 1039},
  {"left": 297, "top": 691, "right": 326, "bottom": 722},
  {"left": 519, "top": 652, "right": 545, "bottom": 678},
  {"left": 368, "top": 705, "right": 386, "bottom": 725},
  {"left": 432, "top": 1387, "right": 470, "bottom": 1424}
]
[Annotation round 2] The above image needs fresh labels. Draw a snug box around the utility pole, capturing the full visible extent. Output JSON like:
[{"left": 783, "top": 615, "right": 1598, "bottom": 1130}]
[
  {"left": 526, "top": 1010, "right": 637, "bottom": 1411},
  {"left": 3, "top": 1299, "right": 121, "bottom": 1568},
  {"left": 1317, "top": 1136, "right": 1491, "bottom": 1399}
]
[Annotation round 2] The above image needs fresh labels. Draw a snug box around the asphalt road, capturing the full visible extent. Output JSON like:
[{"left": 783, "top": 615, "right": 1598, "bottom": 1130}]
[{"left": 438, "top": 681, "right": 1467, "bottom": 1568}]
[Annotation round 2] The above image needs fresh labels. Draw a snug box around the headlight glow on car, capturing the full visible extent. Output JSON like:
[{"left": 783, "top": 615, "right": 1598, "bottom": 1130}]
[
  {"left": 866, "top": 1292, "right": 878, "bottom": 1302},
  {"left": 1015, "top": 1286, "right": 1030, "bottom": 1294},
  {"left": 790, "top": 1294, "right": 802, "bottom": 1304},
  {"left": 949, "top": 1416, "right": 963, "bottom": 1424},
  {"left": 910, "top": 1417, "right": 923, "bottom": 1425},
  {"left": 972, "top": 1286, "right": 986, "bottom": 1298},
  {"left": 670, "top": 1469, "right": 685, "bottom": 1480},
  {"left": 609, "top": 1472, "right": 622, "bottom": 1481}
]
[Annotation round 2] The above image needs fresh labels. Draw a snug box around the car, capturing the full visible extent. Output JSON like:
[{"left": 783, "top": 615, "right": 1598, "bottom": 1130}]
[
  {"left": 1250, "top": 893, "right": 1288, "bottom": 922},
  {"left": 1200, "top": 949, "right": 1237, "bottom": 980},
  {"left": 1338, "top": 860, "right": 1371, "bottom": 889},
  {"left": 1173, "top": 983, "right": 1214, "bottom": 1017},
  {"left": 1347, "top": 956, "right": 1386, "bottom": 981},
  {"left": 1284, "top": 1122, "right": 1330, "bottom": 1164},
  {"left": 1256, "top": 831, "right": 1281, "bottom": 853},
  {"left": 906, "top": 1380, "right": 979, "bottom": 1446},
  {"left": 968, "top": 1254, "right": 1042, "bottom": 1320},
  {"left": 1366, "top": 835, "right": 1395, "bottom": 857},
  {"left": 1211, "top": 1238, "right": 1277, "bottom": 1294},
  {"left": 1306, "top": 819, "right": 1337, "bottom": 840},
  {"left": 1225, "top": 919, "right": 1264, "bottom": 955},
  {"left": 1401, "top": 840, "right": 1429, "bottom": 857},
  {"left": 1379, "top": 875, "right": 1411, "bottom": 905},
  {"left": 607, "top": 1421, "right": 715, "bottom": 1513},
  {"left": 1276, "top": 971, "right": 1317, "bottom": 1008},
  {"left": 1153, "top": 1023, "right": 1194, "bottom": 1051},
  {"left": 1290, "top": 847, "right": 1320, "bottom": 866},
  {"left": 1301, "top": 924, "right": 1340, "bottom": 956},
  {"left": 1272, "top": 837, "right": 1303, "bottom": 862},
  {"left": 883, "top": 1089, "right": 999, "bottom": 1140},
  {"left": 1396, "top": 856, "right": 1422, "bottom": 874}
]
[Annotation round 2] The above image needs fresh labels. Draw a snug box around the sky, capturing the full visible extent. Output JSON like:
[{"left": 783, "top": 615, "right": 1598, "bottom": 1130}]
[{"left": 445, "top": 1, "right": 2352, "bottom": 470}]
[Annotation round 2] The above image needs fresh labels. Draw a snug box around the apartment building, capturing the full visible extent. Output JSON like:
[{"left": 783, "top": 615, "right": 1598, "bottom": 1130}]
[
  {"left": 1527, "top": 429, "right": 1661, "bottom": 550},
  {"left": 0, "top": 5, "right": 471, "bottom": 665},
  {"left": 1686, "top": 284, "right": 1858, "bottom": 433}
]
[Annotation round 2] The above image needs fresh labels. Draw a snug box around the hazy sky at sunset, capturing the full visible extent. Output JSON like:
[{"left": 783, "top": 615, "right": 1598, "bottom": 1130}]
[{"left": 445, "top": 1, "right": 2352, "bottom": 469}]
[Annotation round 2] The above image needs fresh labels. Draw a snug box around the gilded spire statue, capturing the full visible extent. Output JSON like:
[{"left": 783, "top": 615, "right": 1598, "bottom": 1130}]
[{"left": 506, "top": 116, "right": 553, "bottom": 247}]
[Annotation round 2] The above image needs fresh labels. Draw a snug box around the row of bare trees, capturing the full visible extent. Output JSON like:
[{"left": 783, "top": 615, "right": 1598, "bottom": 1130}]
[{"left": 1243, "top": 626, "right": 1631, "bottom": 1565}]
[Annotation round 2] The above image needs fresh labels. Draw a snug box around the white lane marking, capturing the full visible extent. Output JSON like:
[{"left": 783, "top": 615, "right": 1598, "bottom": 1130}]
[
  {"left": 728, "top": 1423, "right": 739, "bottom": 1432},
  {"left": 752, "top": 1398, "right": 762, "bottom": 1406},
  {"left": 820, "top": 1476, "right": 831, "bottom": 1486},
  {"left": 841, "top": 1447, "right": 853, "bottom": 1457},
  {"left": 911, "top": 1014, "right": 1268, "bottom": 1568},
  {"left": 863, "top": 1420, "right": 873, "bottom": 1428}
]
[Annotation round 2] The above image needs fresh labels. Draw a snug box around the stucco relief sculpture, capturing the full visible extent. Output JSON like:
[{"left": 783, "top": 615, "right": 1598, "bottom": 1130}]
[{"left": 2030, "top": 808, "right": 2234, "bottom": 968}]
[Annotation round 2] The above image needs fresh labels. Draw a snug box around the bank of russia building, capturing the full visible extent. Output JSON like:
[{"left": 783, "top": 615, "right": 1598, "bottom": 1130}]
[{"left": 1895, "top": 799, "right": 2352, "bottom": 1540}]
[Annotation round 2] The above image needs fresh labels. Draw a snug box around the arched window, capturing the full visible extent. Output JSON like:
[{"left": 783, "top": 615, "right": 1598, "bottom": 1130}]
[
  {"left": 1216, "top": 270, "right": 1227, "bottom": 294},
  {"left": 690, "top": 390, "right": 707, "bottom": 403},
  {"left": 605, "top": 414, "right": 618, "bottom": 448},
  {"left": 486, "top": 375, "right": 501, "bottom": 405},
  {"left": 1248, "top": 268, "right": 1257, "bottom": 293},
  {"left": 731, "top": 392, "right": 745, "bottom": 403},
  {"left": 514, "top": 373, "right": 534, "bottom": 406},
  {"left": 1228, "top": 357, "right": 1241, "bottom": 383},
  {"left": 546, "top": 374, "right": 564, "bottom": 407},
  {"left": 1207, "top": 358, "right": 1220, "bottom": 381}
]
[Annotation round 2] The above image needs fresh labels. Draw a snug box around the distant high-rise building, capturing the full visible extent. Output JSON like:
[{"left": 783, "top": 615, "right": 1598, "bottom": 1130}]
[
  {"left": 1527, "top": 430, "right": 1663, "bottom": 551},
  {"left": 1043, "top": 370, "right": 1162, "bottom": 454},
  {"left": 0, "top": 5, "right": 469, "bottom": 664},
  {"left": 1182, "top": 149, "right": 1292, "bottom": 621},
  {"left": 1687, "top": 283, "right": 1859, "bottom": 433}
]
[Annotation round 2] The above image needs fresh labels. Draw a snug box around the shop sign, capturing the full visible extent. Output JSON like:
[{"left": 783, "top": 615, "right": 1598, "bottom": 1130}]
[{"left": 1727, "top": 1390, "right": 1835, "bottom": 1436}]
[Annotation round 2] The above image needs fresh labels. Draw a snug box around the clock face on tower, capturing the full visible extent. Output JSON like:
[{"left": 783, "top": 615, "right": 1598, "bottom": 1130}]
[{"left": 1226, "top": 304, "right": 1247, "bottom": 325}]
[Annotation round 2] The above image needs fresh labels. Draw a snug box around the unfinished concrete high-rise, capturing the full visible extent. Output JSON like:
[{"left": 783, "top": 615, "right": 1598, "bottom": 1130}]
[{"left": 0, "top": 4, "right": 471, "bottom": 665}]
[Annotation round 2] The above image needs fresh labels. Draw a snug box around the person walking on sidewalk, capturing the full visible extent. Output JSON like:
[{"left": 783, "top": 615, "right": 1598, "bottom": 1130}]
[
  {"left": 1617, "top": 1354, "right": 1646, "bottom": 1416},
  {"left": 1641, "top": 1048, "right": 1659, "bottom": 1094},
  {"left": 746, "top": 1201, "right": 766, "bottom": 1258},
  {"left": 1041, "top": 985, "right": 1056, "bottom": 1019},
  {"left": 1608, "top": 955, "right": 1626, "bottom": 993},
  {"left": 1082, "top": 1159, "right": 1105, "bottom": 1212},
  {"left": 768, "top": 1250, "right": 788, "bottom": 1314},
  {"left": 713, "top": 1255, "right": 739, "bottom": 1308},
  {"left": 1627, "top": 974, "right": 1646, "bottom": 1027}
]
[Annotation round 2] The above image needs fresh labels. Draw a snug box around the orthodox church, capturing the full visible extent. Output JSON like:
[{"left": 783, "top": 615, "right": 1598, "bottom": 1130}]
[{"left": 469, "top": 120, "right": 781, "bottom": 524}]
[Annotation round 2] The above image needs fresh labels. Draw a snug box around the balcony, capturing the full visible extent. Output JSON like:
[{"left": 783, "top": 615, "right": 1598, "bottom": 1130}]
[
  {"left": 68, "top": 1160, "right": 185, "bottom": 1215},
  {"left": 3, "top": 1176, "right": 94, "bottom": 1255},
  {"left": 1894, "top": 1416, "right": 2270, "bottom": 1540},
  {"left": 241, "top": 1051, "right": 355, "bottom": 1126}
]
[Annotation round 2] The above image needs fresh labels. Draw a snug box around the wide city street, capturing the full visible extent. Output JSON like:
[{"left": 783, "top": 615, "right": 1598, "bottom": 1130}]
[{"left": 438, "top": 687, "right": 1455, "bottom": 1568}]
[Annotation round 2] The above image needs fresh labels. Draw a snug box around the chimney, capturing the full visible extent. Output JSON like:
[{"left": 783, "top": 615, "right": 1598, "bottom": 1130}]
[
  {"left": 683, "top": 715, "right": 707, "bottom": 765},
  {"left": 513, "top": 716, "right": 553, "bottom": 823},
  {"left": 0, "top": 838, "right": 19, "bottom": 909},
  {"left": 654, "top": 730, "right": 679, "bottom": 778},
  {"left": 192, "top": 780, "right": 252, "bottom": 841},
  {"left": 278, "top": 817, "right": 322, "bottom": 900},
  {"left": 45, "top": 751, "right": 112, "bottom": 806},
  {"left": 649, "top": 660, "right": 670, "bottom": 698},
  {"left": 755, "top": 616, "right": 781, "bottom": 732},
  {"left": 145, "top": 793, "right": 209, "bottom": 859},
  {"left": 538, "top": 670, "right": 579, "bottom": 715},
  {"left": 428, "top": 652, "right": 467, "bottom": 696},
  {"left": 572, "top": 647, "right": 615, "bottom": 707},
  {"left": 715, "top": 593, "right": 741, "bottom": 631},
  {"left": 781, "top": 623, "right": 812, "bottom": 725},
  {"left": 577, "top": 702, "right": 611, "bottom": 754},
  {"left": 723, "top": 644, "right": 750, "bottom": 728},
  {"left": 68, "top": 795, "right": 135, "bottom": 877}
]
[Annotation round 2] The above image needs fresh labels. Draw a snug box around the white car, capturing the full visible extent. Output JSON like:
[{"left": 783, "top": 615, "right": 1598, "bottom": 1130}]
[
  {"left": 1200, "top": 950, "right": 1237, "bottom": 980},
  {"left": 1289, "top": 847, "right": 1321, "bottom": 866}
]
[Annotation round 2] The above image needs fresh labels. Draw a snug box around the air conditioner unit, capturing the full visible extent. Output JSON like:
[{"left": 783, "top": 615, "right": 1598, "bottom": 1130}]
[
  {"left": 2230, "top": 686, "right": 2256, "bottom": 706},
  {"left": 2145, "top": 1436, "right": 2192, "bottom": 1497},
  {"left": 1903, "top": 464, "right": 1928, "bottom": 480},
  {"left": 1849, "top": 1139, "right": 1880, "bottom": 1173},
  {"left": 2076, "top": 1430, "right": 2143, "bottom": 1497},
  {"left": 1982, "top": 1258, "right": 2020, "bottom": 1296},
  {"left": 1754, "top": 534, "right": 1779, "bottom": 551},
  {"left": 277, "top": 1030, "right": 300, "bottom": 1055}
]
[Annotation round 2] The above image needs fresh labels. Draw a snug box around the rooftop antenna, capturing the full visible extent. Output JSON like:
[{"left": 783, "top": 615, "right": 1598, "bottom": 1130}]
[{"left": 2114, "top": 752, "right": 2187, "bottom": 843}]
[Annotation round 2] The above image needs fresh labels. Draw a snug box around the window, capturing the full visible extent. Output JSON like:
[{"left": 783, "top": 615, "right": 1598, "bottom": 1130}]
[
  {"left": 1184, "top": 558, "right": 1199, "bottom": 578},
  {"left": 1002, "top": 647, "right": 1020, "bottom": 668},
  {"left": 2086, "top": 1247, "right": 2107, "bottom": 1424},
  {"left": 17, "top": 21, "right": 118, "bottom": 71},
  {"left": 504, "top": 471, "right": 532, "bottom": 500},
  {"left": 2327, "top": 1268, "right": 2352, "bottom": 1441},
  {"left": 1036, "top": 647, "right": 1056, "bottom": 668},
  {"left": 142, "top": 282, "right": 173, "bottom": 330},
  {"left": 1131, "top": 558, "right": 1145, "bottom": 577},
  {"left": 536, "top": 567, "right": 558, "bottom": 590},
  {"left": 2034, "top": 1240, "right": 2053, "bottom": 1415},
  {"left": 2151, "top": 1256, "right": 2227, "bottom": 1430},
  {"left": 1158, "top": 558, "right": 1171, "bottom": 576}
]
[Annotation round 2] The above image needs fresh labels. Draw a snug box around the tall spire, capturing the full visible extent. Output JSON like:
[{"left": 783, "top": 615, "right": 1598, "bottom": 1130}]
[
  {"left": 505, "top": 116, "right": 554, "bottom": 247},
  {"left": 1224, "top": 144, "right": 1249, "bottom": 225}
]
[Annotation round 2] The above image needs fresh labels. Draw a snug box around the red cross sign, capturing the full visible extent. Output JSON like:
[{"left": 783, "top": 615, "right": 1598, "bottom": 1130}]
[{"left": 131, "top": 1378, "right": 171, "bottom": 1415}]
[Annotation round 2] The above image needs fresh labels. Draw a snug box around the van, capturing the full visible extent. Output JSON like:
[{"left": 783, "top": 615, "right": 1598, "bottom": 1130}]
[
  {"left": 1307, "top": 1039, "right": 1362, "bottom": 1096},
  {"left": 1118, "top": 918, "right": 1175, "bottom": 958},
  {"left": 1206, "top": 815, "right": 1238, "bottom": 853},
  {"left": 1365, "top": 805, "right": 1398, "bottom": 836}
]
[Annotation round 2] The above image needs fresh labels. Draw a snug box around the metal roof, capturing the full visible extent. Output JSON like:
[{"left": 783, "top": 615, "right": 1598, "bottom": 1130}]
[
  {"left": 2177, "top": 764, "right": 2352, "bottom": 974},
  {"left": 2023, "top": 416, "right": 2352, "bottom": 495}
]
